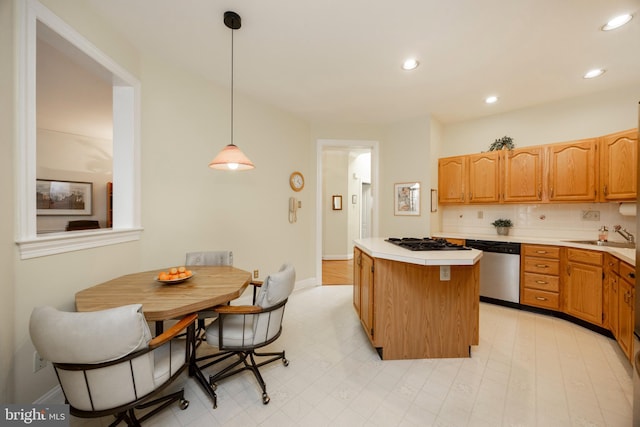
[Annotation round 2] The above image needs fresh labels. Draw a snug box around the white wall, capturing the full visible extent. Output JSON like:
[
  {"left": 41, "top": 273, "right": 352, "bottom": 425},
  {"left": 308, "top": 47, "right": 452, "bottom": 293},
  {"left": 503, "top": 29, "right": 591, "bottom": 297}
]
[
  {"left": 322, "top": 150, "right": 349, "bottom": 258},
  {"left": 9, "top": 0, "right": 315, "bottom": 404},
  {"left": 0, "top": 0, "right": 16, "bottom": 405}
]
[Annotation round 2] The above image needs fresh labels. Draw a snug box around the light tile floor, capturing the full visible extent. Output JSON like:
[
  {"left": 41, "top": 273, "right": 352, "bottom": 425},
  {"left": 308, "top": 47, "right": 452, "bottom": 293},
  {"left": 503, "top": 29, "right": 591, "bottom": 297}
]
[{"left": 71, "top": 285, "right": 633, "bottom": 427}]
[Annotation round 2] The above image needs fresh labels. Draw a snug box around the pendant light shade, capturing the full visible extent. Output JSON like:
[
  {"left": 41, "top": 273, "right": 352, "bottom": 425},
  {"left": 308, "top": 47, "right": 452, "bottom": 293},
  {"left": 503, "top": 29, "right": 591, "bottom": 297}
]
[{"left": 209, "top": 11, "right": 255, "bottom": 171}]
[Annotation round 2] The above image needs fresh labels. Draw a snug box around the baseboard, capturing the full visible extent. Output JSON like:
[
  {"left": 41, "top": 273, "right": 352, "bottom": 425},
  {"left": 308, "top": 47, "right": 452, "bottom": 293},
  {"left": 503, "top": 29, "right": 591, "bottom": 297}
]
[
  {"left": 322, "top": 254, "right": 353, "bottom": 261},
  {"left": 34, "top": 384, "right": 64, "bottom": 404}
]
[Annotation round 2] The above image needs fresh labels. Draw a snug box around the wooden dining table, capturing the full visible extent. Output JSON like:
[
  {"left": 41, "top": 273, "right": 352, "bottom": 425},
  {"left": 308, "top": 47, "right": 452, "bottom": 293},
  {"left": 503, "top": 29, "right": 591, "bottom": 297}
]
[
  {"left": 75, "top": 265, "right": 252, "bottom": 323},
  {"left": 75, "top": 265, "right": 252, "bottom": 408}
]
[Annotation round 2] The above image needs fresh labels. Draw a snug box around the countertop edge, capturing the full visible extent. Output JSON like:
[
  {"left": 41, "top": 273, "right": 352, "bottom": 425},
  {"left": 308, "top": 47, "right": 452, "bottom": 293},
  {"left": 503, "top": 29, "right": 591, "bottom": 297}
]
[
  {"left": 433, "top": 232, "right": 635, "bottom": 266},
  {"left": 354, "top": 238, "right": 483, "bottom": 266}
]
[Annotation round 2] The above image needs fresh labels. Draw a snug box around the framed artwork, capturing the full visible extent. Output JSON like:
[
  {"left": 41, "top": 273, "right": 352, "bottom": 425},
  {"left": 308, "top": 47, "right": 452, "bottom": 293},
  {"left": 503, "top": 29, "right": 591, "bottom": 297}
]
[
  {"left": 36, "top": 179, "right": 93, "bottom": 215},
  {"left": 394, "top": 182, "right": 420, "bottom": 216},
  {"left": 332, "top": 195, "right": 342, "bottom": 210}
]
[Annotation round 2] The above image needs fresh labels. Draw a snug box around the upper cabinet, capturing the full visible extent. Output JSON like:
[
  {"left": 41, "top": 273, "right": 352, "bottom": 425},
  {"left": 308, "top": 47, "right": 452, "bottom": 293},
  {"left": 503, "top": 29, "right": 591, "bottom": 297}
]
[
  {"left": 467, "top": 152, "right": 501, "bottom": 203},
  {"left": 547, "top": 139, "right": 598, "bottom": 202},
  {"left": 438, "top": 156, "right": 467, "bottom": 204},
  {"left": 438, "top": 128, "right": 637, "bottom": 205},
  {"left": 600, "top": 128, "right": 638, "bottom": 202},
  {"left": 503, "top": 147, "right": 544, "bottom": 203}
]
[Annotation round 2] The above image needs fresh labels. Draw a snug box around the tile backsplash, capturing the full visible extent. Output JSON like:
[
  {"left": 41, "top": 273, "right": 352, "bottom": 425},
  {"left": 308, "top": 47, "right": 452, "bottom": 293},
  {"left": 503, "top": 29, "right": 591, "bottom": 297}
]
[{"left": 441, "top": 202, "right": 637, "bottom": 242}]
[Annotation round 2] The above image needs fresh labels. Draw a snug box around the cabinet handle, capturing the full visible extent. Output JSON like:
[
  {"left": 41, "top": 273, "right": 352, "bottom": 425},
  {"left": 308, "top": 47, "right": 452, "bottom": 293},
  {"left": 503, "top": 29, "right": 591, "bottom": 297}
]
[
  {"left": 469, "top": 192, "right": 473, "bottom": 200},
  {"left": 550, "top": 188, "right": 554, "bottom": 198},
  {"left": 628, "top": 273, "right": 636, "bottom": 279},
  {"left": 535, "top": 250, "right": 548, "bottom": 254},
  {"left": 535, "top": 297, "right": 548, "bottom": 301},
  {"left": 603, "top": 185, "right": 608, "bottom": 196},
  {"left": 535, "top": 264, "right": 549, "bottom": 268},
  {"left": 535, "top": 280, "right": 548, "bottom": 284}
]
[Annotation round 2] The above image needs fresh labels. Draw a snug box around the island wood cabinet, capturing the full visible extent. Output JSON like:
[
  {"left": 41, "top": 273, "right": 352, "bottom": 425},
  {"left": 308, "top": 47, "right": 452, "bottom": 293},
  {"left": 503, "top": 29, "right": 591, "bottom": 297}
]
[
  {"left": 353, "top": 247, "right": 374, "bottom": 342},
  {"left": 438, "top": 156, "right": 467, "bottom": 204},
  {"left": 353, "top": 246, "right": 479, "bottom": 360},
  {"left": 563, "top": 248, "right": 604, "bottom": 326},
  {"left": 502, "top": 146, "right": 544, "bottom": 202},
  {"left": 521, "top": 244, "right": 561, "bottom": 310},
  {"left": 600, "top": 128, "right": 638, "bottom": 202},
  {"left": 547, "top": 139, "right": 598, "bottom": 202}
]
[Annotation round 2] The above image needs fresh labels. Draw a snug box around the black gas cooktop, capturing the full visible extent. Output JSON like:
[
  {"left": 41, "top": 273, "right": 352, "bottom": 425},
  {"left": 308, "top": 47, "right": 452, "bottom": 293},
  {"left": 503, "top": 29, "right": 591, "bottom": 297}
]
[{"left": 385, "top": 237, "right": 470, "bottom": 251}]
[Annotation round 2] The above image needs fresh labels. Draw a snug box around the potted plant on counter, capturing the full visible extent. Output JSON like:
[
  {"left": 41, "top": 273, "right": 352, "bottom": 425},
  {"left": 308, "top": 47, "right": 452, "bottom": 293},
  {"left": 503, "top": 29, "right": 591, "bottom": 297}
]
[{"left": 491, "top": 218, "right": 513, "bottom": 236}]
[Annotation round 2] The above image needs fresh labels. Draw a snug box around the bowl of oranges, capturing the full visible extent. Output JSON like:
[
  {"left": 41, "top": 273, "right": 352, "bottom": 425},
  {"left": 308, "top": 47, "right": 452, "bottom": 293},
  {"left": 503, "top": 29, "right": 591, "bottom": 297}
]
[{"left": 156, "top": 266, "right": 194, "bottom": 284}]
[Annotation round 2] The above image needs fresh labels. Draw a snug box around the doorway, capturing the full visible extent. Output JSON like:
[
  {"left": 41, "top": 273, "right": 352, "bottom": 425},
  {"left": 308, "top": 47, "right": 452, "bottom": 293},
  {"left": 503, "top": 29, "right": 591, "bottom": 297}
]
[{"left": 316, "top": 139, "right": 379, "bottom": 285}]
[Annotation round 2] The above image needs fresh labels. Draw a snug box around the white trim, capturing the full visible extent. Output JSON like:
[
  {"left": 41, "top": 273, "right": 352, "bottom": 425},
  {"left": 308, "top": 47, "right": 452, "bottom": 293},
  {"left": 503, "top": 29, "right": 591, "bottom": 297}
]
[
  {"left": 322, "top": 254, "right": 354, "bottom": 261},
  {"left": 316, "top": 140, "right": 379, "bottom": 285},
  {"left": 17, "top": 229, "right": 143, "bottom": 259},
  {"left": 16, "top": 0, "right": 142, "bottom": 259},
  {"left": 33, "top": 385, "right": 63, "bottom": 404}
]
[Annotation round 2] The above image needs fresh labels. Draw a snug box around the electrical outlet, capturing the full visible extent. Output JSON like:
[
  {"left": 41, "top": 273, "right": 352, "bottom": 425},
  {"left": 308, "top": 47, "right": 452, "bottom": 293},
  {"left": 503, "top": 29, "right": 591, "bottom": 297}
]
[
  {"left": 253, "top": 270, "right": 259, "bottom": 279},
  {"left": 477, "top": 211, "right": 483, "bottom": 219},
  {"left": 582, "top": 210, "right": 600, "bottom": 221},
  {"left": 439, "top": 265, "right": 451, "bottom": 281},
  {"left": 33, "top": 351, "right": 47, "bottom": 372}
]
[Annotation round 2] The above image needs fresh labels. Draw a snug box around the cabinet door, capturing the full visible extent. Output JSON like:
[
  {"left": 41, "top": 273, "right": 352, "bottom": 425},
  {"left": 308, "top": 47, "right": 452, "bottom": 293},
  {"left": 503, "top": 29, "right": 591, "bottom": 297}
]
[
  {"left": 565, "top": 261, "right": 603, "bottom": 326},
  {"left": 600, "top": 128, "right": 638, "bottom": 201},
  {"left": 503, "top": 147, "right": 543, "bottom": 202},
  {"left": 360, "top": 252, "right": 375, "bottom": 340},
  {"left": 467, "top": 151, "right": 500, "bottom": 203},
  {"left": 547, "top": 139, "right": 597, "bottom": 201},
  {"left": 438, "top": 156, "right": 467, "bottom": 204},
  {"left": 618, "top": 278, "right": 634, "bottom": 360},
  {"left": 353, "top": 248, "right": 362, "bottom": 314},
  {"left": 609, "top": 273, "right": 619, "bottom": 338}
]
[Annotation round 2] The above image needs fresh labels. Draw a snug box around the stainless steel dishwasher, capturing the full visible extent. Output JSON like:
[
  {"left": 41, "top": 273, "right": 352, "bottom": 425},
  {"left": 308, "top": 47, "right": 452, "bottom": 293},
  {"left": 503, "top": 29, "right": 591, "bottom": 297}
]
[{"left": 465, "top": 239, "right": 521, "bottom": 304}]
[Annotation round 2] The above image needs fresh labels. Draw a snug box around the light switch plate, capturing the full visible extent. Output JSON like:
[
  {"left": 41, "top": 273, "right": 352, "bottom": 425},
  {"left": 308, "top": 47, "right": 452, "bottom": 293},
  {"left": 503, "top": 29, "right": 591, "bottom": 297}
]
[{"left": 440, "top": 265, "right": 451, "bottom": 281}]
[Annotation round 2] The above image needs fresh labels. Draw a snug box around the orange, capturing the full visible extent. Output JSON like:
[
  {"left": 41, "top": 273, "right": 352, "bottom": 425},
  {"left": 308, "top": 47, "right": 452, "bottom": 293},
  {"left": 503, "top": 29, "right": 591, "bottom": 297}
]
[
  {"left": 169, "top": 267, "right": 178, "bottom": 275},
  {"left": 178, "top": 266, "right": 186, "bottom": 273}
]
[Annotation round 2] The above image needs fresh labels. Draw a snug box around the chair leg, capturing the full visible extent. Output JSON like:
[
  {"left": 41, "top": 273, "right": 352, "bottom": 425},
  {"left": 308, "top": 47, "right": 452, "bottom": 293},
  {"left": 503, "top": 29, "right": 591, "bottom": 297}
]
[{"left": 207, "top": 349, "right": 289, "bottom": 405}]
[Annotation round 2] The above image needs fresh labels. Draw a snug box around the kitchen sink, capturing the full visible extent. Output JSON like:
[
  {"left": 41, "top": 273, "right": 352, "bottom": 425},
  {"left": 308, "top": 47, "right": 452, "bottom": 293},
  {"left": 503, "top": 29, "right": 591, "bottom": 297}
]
[{"left": 565, "top": 240, "right": 635, "bottom": 249}]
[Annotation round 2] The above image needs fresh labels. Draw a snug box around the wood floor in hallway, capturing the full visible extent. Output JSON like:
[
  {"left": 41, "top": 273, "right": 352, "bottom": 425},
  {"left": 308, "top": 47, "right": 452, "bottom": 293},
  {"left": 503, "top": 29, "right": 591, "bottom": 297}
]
[{"left": 322, "top": 259, "right": 353, "bottom": 285}]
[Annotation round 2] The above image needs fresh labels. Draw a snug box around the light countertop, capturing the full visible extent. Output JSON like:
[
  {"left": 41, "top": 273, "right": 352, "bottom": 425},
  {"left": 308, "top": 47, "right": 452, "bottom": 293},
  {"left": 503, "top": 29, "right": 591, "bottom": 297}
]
[
  {"left": 354, "top": 238, "right": 483, "bottom": 266},
  {"left": 432, "top": 232, "right": 636, "bottom": 266}
]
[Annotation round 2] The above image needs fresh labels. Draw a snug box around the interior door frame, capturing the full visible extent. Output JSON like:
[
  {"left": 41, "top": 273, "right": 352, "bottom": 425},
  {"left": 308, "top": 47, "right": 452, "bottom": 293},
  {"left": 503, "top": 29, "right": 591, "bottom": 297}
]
[{"left": 316, "top": 139, "right": 379, "bottom": 284}]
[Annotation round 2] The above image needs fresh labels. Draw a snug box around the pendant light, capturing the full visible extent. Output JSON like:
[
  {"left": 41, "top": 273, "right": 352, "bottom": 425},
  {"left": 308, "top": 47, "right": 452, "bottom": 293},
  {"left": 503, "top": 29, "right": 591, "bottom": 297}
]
[{"left": 209, "top": 11, "right": 255, "bottom": 171}]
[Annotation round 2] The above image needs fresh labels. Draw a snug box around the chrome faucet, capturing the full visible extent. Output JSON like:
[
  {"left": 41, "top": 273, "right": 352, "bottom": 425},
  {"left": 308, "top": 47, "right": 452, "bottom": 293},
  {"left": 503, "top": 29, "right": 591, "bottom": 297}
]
[{"left": 613, "top": 225, "right": 635, "bottom": 244}]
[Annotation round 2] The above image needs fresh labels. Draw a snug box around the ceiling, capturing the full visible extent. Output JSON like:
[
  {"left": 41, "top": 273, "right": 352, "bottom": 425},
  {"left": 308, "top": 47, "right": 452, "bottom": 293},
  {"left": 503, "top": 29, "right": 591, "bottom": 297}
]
[{"left": 78, "top": 1, "right": 640, "bottom": 126}]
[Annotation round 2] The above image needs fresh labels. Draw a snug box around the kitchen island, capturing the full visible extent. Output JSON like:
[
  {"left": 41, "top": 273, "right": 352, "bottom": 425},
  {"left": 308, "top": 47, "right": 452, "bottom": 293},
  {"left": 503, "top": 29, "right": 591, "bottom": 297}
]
[{"left": 353, "top": 238, "right": 483, "bottom": 360}]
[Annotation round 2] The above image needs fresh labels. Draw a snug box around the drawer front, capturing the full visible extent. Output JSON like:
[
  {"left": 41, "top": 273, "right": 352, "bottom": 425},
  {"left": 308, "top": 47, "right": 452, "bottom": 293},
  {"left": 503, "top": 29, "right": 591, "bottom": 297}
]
[
  {"left": 522, "top": 288, "right": 559, "bottom": 310},
  {"left": 523, "top": 244, "right": 560, "bottom": 259},
  {"left": 620, "top": 262, "right": 636, "bottom": 285},
  {"left": 523, "top": 257, "right": 560, "bottom": 275},
  {"left": 523, "top": 272, "right": 560, "bottom": 292},
  {"left": 567, "top": 248, "right": 603, "bottom": 266},
  {"left": 605, "top": 255, "right": 620, "bottom": 275}
]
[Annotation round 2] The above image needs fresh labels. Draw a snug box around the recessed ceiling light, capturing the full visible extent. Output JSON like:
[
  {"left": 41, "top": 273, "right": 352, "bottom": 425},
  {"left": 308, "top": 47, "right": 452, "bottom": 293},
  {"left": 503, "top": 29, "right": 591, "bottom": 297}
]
[
  {"left": 583, "top": 68, "right": 606, "bottom": 79},
  {"left": 485, "top": 96, "right": 498, "bottom": 104},
  {"left": 602, "top": 13, "right": 633, "bottom": 31},
  {"left": 402, "top": 58, "right": 419, "bottom": 71}
]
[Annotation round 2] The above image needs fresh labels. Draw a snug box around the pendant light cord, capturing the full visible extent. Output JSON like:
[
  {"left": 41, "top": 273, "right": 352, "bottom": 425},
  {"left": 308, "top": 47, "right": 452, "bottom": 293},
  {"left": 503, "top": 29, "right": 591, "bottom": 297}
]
[{"left": 230, "top": 26, "right": 234, "bottom": 146}]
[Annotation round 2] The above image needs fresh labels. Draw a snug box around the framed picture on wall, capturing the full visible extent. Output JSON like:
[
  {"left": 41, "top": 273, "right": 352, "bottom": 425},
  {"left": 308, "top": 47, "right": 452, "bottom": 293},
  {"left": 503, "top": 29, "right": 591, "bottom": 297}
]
[
  {"left": 394, "top": 182, "right": 420, "bottom": 216},
  {"left": 36, "top": 179, "right": 93, "bottom": 215}
]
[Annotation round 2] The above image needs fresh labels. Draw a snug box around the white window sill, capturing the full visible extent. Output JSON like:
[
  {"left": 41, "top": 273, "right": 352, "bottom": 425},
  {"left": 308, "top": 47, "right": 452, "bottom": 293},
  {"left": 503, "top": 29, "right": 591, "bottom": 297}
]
[{"left": 16, "top": 228, "right": 143, "bottom": 259}]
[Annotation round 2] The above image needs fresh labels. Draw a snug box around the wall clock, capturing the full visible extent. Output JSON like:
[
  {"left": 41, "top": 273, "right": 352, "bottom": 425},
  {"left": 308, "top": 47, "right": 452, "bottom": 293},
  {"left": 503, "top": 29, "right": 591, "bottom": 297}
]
[{"left": 290, "top": 171, "right": 304, "bottom": 191}]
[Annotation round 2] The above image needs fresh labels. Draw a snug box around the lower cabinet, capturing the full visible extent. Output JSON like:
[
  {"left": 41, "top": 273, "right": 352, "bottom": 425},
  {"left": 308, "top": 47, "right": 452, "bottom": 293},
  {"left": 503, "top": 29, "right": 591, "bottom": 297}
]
[
  {"left": 563, "top": 248, "right": 604, "bottom": 326},
  {"left": 617, "top": 262, "right": 635, "bottom": 361},
  {"left": 521, "top": 244, "right": 561, "bottom": 310}
]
